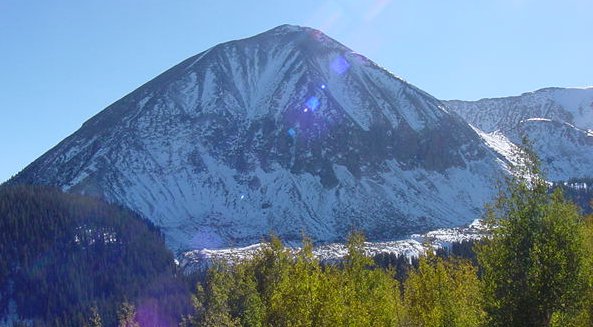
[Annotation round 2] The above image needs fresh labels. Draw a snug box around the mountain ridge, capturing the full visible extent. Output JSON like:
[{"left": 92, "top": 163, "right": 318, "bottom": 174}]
[
  {"left": 445, "top": 87, "right": 593, "bottom": 181},
  {"left": 8, "top": 25, "right": 505, "bottom": 250}
]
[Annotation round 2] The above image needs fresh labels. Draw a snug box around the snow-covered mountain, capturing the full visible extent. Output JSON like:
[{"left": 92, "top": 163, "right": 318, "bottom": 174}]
[
  {"left": 8, "top": 25, "right": 504, "bottom": 251},
  {"left": 445, "top": 87, "right": 593, "bottom": 181}
]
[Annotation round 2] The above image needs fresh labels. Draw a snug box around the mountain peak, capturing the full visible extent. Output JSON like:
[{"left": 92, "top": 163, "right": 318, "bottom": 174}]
[
  {"left": 267, "top": 24, "right": 314, "bottom": 34},
  {"left": 9, "top": 26, "right": 503, "bottom": 250},
  {"left": 240, "top": 24, "right": 351, "bottom": 54}
]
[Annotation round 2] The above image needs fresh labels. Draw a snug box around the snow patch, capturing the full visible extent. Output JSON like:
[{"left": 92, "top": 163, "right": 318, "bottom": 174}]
[{"left": 179, "top": 220, "right": 489, "bottom": 272}]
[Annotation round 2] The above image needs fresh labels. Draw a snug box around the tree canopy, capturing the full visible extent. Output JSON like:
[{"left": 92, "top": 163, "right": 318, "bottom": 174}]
[
  {"left": 0, "top": 185, "right": 191, "bottom": 326},
  {"left": 477, "top": 144, "right": 589, "bottom": 327}
]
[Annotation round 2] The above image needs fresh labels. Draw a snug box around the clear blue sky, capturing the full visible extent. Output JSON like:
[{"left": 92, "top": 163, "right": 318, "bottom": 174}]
[{"left": 1, "top": 0, "right": 592, "bottom": 183}]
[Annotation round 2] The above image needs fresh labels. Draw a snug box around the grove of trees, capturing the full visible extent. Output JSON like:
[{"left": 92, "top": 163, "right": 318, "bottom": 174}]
[{"left": 477, "top": 148, "right": 590, "bottom": 327}]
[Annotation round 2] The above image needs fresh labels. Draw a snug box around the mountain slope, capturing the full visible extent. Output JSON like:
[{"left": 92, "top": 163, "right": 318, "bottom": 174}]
[
  {"left": 0, "top": 185, "right": 188, "bottom": 326},
  {"left": 445, "top": 87, "right": 593, "bottom": 181},
  {"left": 8, "top": 25, "right": 504, "bottom": 250}
]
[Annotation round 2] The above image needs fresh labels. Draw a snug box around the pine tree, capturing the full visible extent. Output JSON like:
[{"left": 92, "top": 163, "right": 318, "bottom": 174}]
[
  {"left": 87, "top": 305, "right": 102, "bottom": 327},
  {"left": 117, "top": 301, "right": 139, "bottom": 327}
]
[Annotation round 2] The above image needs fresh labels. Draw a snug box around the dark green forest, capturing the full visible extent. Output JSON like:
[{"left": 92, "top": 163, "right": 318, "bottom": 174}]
[
  {"left": 1, "top": 152, "right": 593, "bottom": 326},
  {"left": 553, "top": 177, "right": 593, "bottom": 215},
  {"left": 0, "top": 185, "right": 191, "bottom": 326}
]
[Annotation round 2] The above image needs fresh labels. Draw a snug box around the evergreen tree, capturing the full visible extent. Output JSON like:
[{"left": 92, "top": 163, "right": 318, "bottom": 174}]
[
  {"left": 117, "top": 301, "right": 139, "bottom": 327},
  {"left": 585, "top": 212, "right": 593, "bottom": 324},
  {"left": 87, "top": 305, "right": 102, "bottom": 327},
  {"left": 179, "top": 283, "right": 206, "bottom": 327},
  {"left": 0, "top": 185, "right": 189, "bottom": 326}
]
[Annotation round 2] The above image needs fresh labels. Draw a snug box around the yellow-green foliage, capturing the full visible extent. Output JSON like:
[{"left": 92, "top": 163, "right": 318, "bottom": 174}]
[
  {"left": 557, "top": 213, "right": 593, "bottom": 327},
  {"left": 247, "top": 234, "right": 406, "bottom": 326},
  {"left": 585, "top": 214, "right": 593, "bottom": 324},
  {"left": 339, "top": 232, "right": 406, "bottom": 327},
  {"left": 183, "top": 210, "right": 593, "bottom": 327},
  {"left": 476, "top": 143, "right": 589, "bottom": 327},
  {"left": 404, "top": 253, "right": 484, "bottom": 327},
  {"left": 184, "top": 232, "right": 491, "bottom": 327},
  {"left": 183, "top": 150, "right": 593, "bottom": 327}
]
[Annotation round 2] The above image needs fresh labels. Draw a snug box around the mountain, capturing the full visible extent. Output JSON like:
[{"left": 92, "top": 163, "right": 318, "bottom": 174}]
[
  {"left": 7, "top": 25, "right": 504, "bottom": 250},
  {"left": 445, "top": 87, "right": 593, "bottom": 181}
]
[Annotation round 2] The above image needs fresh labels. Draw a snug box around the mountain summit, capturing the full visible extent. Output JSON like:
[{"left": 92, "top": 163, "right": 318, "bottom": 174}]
[{"left": 9, "top": 25, "right": 504, "bottom": 250}]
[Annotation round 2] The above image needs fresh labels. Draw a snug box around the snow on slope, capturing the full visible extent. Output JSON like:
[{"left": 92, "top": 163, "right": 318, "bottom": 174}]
[
  {"left": 445, "top": 87, "right": 593, "bottom": 181},
  {"left": 445, "top": 87, "right": 593, "bottom": 133},
  {"left": 8, "top": 25, "right": 505, "bottom": 251},
  {"left": 179, "top": 219, "right": 487, "bottom": 272},
  {"left": 469, "top": 125, "right": 519, "bottom": 172}
]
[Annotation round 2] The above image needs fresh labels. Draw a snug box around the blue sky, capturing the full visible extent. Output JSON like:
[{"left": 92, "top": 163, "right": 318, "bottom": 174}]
[{"left": 1, "top": 0, "right": 592, "bottom": 183}]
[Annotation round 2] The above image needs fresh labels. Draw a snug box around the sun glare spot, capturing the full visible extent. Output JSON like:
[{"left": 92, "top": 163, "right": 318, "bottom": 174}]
[
  {"left": 306, "top": 96, "right": 320, "bottom": 112},
  {"left": 331, "top": 55, "right": 350, "bottom": 75},
  {"left": 287, "top": 128, "right": 297, "bottom": 137},
  {"left": 365, "top": 0, "right": 392, "bottom": 21}
]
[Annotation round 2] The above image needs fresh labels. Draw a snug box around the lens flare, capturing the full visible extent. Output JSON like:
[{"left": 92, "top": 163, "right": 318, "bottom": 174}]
[
  {"left": 331, "top": 55, "right": 350, "bottom": 75},
  {"left": 287, "top": 128, "right": 297, "bottom": 137},
  {"left": 306, "top": 96, "right": 320, "bottom": 112},
  {"left": 365, "top": 0, "right": 391, "bottom": 21}
]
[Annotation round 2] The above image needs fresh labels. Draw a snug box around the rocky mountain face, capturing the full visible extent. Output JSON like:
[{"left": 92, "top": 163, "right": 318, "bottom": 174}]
[
  {"left": 445, "top": 87, "right": 593, "bottom": 181},
  {"left": 8, "top": 25, "right": 504, "bottom": 251}
]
